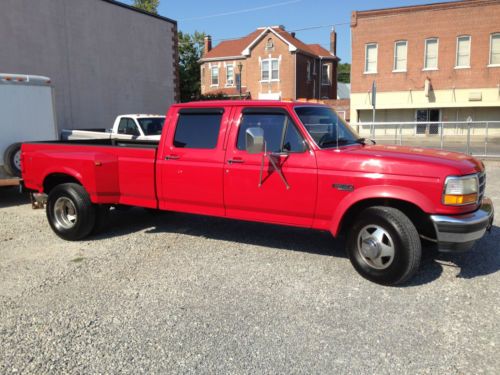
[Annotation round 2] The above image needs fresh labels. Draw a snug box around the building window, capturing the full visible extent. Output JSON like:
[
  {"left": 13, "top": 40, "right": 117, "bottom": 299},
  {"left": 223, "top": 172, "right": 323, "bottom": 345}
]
[
  {"left": 424, "top": 38, "right": 439, "bottom": 70},
  {"left": 393, "top": 40, "right": 408, "bottom": 72},
  {"left": 226, "top": 64, "right": 234, "bottom": 86},
  {"left": 456, "top": 36, "right": 471, "bottom": 68},
  {"left": 490, "top": 33, "right": 500, "bottom": 66},
  {"left": 210, "top": 66, "right": 219, "bottom": 86},
  {"left": 321, "top": 63, "right": 330, "bottom": 85},
  {"left": 266, "top": 38, "right": 274, "bottom": 50},
  {"left": 306, "top": 61, "right": 311, "bottom": 81},
  {"left": 261, "top": 58, "right": 279, "bottom": 81},
  {"left": 365, "top": 43, "right": 378, "bottom": 73},
  {"left": 271, "top": 59, "right": 279, "bottom": 80}
]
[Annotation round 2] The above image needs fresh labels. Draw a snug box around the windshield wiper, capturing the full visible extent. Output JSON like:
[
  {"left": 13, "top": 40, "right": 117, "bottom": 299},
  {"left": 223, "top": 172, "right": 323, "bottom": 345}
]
[
  {"left": 355, "top": 138, "right": 367, "bottom": 145},
  {"left": 320, "top": 138, "right": 354, "bottom": 148},
  {"left": 356, "top": 138, "right": 376, "bottom": 145}
]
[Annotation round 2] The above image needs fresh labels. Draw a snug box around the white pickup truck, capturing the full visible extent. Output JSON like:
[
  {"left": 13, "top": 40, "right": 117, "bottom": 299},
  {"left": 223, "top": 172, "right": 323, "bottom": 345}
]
[{"left": 61, "top": 114, "right": 166, "bottom": 141}]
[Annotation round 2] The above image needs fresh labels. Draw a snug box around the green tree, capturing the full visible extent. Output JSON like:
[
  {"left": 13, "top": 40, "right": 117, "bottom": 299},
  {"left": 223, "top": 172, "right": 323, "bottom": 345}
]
[
  {"left": 337, "top": 63, "right": 351, "bottom": 83},
  {"left": 133, "top": 0, "right": 160, "bottom": 14},
  {"left": 178, "top": 31, "right": 207, "bottom": 102}
]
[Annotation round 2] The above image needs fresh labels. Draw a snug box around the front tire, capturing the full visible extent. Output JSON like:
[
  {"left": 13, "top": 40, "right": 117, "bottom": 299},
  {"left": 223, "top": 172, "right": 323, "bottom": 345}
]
[
  {"left": 346, "top": 206, "right": 421, "bottom": 285},
  {"left": 46, "top": 183, "right": 96, "bottom": 241}
]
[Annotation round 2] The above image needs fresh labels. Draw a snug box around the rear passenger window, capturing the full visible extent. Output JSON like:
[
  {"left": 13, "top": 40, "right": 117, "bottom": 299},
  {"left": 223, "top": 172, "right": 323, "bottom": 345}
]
[{"left": 174, "top": 112, "right": 222, "bottom": 149}]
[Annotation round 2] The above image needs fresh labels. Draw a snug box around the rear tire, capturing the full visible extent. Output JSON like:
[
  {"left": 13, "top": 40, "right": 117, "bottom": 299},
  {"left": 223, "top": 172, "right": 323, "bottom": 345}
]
[
  {"left": 346, "top": 206, "right": 421, "bottom": 286},
  {"left": 3, "top": 143, "right": 22, "bottom": 177},
  {"left": 46, "top": 183, "right": 96, "bottom": 241}
]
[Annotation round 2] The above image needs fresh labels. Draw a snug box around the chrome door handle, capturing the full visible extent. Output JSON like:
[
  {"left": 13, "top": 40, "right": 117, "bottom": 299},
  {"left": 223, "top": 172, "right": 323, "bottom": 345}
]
[
  {"left": 165, "top": 155, "right": 180, "bottom": 160},
  {"left": 228, "top": 159, "right": 244, "bottom": 164}
]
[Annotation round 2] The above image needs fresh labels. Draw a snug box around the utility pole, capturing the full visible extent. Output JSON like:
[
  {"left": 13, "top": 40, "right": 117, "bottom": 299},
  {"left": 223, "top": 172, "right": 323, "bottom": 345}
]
[{"left": 371, "top": 81, "right": 376, "bottom": 138}]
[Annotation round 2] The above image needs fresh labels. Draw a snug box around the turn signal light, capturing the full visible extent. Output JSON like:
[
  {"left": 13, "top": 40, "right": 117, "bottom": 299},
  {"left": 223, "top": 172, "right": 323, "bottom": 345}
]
[{"left": 443, "top": 193, "right": 477, "bottom": 205}]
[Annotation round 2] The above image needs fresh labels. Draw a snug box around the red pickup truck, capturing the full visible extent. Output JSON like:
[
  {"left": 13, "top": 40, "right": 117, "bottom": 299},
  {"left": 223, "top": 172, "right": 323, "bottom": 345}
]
[{"left": 21, "top": 100, "right": 494, "bottom": 285}]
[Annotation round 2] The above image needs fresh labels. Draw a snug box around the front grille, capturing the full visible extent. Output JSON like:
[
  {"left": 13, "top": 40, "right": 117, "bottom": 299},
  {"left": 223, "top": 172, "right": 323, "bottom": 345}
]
[{"left": 478, "top": 172, "right": 486, "bottom": 202}]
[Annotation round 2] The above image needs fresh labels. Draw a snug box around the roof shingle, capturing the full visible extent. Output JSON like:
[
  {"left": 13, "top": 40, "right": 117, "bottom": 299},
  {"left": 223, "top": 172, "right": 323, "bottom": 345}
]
[{"left": 201, "top": 27, "right": 337, "bottom": 60}]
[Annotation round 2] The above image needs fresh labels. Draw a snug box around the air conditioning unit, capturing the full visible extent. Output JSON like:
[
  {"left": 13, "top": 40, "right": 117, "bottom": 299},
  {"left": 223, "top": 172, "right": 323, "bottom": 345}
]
[{"left": 468, "top": 92, "right": 482, "bottom": 101}]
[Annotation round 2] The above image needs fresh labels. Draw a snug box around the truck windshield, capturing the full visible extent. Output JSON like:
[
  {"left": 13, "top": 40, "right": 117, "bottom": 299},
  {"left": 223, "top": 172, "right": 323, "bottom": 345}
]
[
  {"left": 137, "top": 118, "right": 165, "bottom": 136},
  {"left": 295, "top": 106, "right": 359, "bottom": 148}
]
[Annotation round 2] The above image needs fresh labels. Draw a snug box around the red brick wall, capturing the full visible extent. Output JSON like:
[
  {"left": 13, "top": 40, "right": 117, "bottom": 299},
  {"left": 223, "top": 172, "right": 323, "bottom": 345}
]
[
  {"left": 246, "top": 31, "right": 295, "bottom": 99},
  {"left": 201, "top": 29, "right": 337, "bottom": 99},
  {"left": 351, "top": 0, "right": 500, "bottom": 93},
  {"left": 296, "top": 54, "right": 315, "bottom": 99}
]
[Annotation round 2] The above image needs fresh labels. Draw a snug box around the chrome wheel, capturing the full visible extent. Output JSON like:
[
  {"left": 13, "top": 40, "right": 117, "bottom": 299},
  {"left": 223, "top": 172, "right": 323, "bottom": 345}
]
[
  {"left": 357, "top": 224, "right": 395, "bottom": 270},
  {"left": 53, "top": 197, "right": 78, "bottom": 230},
  {"left": 13, "top": 149, "right": 21, "bottom": 170}
]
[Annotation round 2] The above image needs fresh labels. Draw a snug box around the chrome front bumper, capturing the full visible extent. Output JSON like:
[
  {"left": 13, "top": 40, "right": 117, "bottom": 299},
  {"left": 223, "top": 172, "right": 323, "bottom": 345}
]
[{"left": 430, "top": 198, "right": 494, "bottom": 252}]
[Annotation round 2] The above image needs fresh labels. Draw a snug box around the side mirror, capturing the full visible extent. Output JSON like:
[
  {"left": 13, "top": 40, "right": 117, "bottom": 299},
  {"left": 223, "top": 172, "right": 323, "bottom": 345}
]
[{"left": 245, "top": 127, "right": 265, "bottom": 154}]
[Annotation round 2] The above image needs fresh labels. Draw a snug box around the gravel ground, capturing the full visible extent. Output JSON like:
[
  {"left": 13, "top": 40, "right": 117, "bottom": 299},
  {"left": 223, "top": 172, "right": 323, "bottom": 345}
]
[{"left": 1, "top": 162, "right": 499, "bottom": 374}]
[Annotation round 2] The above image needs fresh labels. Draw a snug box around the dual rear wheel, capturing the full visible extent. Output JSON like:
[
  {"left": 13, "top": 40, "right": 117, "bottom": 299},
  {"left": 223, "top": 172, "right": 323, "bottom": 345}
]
[{"left": 47, "top": 183, "right": 109, "bottom": 241}]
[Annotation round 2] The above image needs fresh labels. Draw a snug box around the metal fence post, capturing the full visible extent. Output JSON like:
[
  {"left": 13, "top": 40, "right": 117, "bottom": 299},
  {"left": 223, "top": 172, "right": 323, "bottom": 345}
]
[
  {"left": 440, "top": 122, "right": 444, "bottom": 149},
  {"left": 466, "top": 123, "right": 471, "bottom": 154},
  {"left": 485, "top": 122, "right": 489, "bottom": 156}
]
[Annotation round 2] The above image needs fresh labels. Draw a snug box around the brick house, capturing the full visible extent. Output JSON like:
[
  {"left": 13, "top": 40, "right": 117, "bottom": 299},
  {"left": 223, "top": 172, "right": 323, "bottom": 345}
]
[
  {"left": 199, "top": 26, "right": 339, "bottom": 100},
  {"left": 350, "top": 0, "right": 500, "bottom": 129}
]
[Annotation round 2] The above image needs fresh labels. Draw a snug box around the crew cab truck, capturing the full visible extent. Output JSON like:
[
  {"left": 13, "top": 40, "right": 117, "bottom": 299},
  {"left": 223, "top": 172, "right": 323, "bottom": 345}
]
[
  {"left": 60, "top": 114, "right": 165, "bottom": 141},
  {"left": 21, "top": 101, "right": 494, "bottom": 285}
]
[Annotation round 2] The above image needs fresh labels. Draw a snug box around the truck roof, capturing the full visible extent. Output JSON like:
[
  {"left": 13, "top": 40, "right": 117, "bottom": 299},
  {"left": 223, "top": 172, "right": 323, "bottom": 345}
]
[
  {"left": 118, "top": 114, "right": 166, "bottom": 118},
  {"left": 172, "top": 100, "right": 326, "bottom": 109}
]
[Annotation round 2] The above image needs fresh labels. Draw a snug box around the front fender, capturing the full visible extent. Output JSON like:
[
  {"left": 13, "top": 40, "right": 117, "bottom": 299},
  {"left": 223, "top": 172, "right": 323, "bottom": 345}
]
[{"left": 329, "top": 185, "right": 434, "bottom": 236}]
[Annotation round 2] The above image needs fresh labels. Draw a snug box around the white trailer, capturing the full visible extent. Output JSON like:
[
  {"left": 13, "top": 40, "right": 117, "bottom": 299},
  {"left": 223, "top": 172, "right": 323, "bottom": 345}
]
[{"left": 0, "top": 73, "right": 57, "bottom": 186}]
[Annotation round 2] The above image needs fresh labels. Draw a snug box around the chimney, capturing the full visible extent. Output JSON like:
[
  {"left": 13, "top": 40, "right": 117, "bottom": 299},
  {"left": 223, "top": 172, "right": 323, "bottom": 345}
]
[
  {"left": 291, "top": 32, "right": 296, "bottom": 38},
  {"left": 204, "top": 35, "right": 212, "bottom": 55},
  {"left": 330, "top": 28, "right": 337, "bottom": 55}
]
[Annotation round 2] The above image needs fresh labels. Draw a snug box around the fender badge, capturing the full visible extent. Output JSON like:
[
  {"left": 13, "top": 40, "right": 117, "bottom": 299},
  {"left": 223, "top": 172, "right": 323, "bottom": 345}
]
[{"left": 333, "top": 184, "right": 354, "bottom": 192}]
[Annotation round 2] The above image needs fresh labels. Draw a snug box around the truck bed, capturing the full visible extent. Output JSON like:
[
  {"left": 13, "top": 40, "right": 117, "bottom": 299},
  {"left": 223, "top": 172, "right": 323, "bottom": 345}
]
[
  {"left": 22, "top": 139, "right": 159, "bottom": 208},
  {"left": 30, "top": 138, "right": 159, "bottom": 148}
]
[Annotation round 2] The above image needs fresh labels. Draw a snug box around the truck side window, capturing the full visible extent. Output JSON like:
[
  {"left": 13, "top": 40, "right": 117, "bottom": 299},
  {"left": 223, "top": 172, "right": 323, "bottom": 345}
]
[
  {"left": 117, "top": 118, "right": 139, "bottom": 136},
  {"left": 174, "top": 112, "right": 222, "bottom": 149},
  {"left": 126, "top": 119, "right": 140, "bottom": 136},
  {"left": 117, "top": 118, "right": 128, "bottom": 134},
  {"left": 237, "top": 113, "right": 306, "bottom": 153}
]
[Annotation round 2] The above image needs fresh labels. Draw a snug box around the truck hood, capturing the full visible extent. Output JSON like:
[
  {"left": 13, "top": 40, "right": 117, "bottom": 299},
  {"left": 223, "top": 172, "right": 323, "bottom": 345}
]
[{"left": 325, "top": 144, "right": 484, "bottom": 177}]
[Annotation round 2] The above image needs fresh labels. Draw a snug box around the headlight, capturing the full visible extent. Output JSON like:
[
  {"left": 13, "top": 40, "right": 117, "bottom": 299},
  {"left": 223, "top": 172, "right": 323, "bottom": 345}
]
[{"left": 443, "top": 175, "right": 478, "bottom": 205}]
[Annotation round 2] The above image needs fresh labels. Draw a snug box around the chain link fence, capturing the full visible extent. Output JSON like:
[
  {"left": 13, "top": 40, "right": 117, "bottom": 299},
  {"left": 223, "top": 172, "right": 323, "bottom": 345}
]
[{"left": 350, "top": 121, "right": 500, "bottom": 158}]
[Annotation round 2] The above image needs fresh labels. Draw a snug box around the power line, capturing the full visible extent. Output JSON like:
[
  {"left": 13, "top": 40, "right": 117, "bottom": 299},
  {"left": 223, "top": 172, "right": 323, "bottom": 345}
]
[
  {"left": 177, "top": 22, "right": 351, "bottom": 46},
  {"left": 180, "top": 0, "right": 302, "bottom": 21}
]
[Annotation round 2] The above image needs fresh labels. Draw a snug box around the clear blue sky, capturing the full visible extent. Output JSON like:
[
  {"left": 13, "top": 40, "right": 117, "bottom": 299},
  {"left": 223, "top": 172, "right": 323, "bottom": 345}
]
[{"left": 124, "top": 0, "right": 455, "bottom": 63}]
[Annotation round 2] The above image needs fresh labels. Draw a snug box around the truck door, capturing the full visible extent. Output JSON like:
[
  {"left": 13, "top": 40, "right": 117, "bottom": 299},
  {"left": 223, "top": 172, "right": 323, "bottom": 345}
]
[
  {"left": 116, "top": 117, "right": 141, "bottom": 139},
  {"left": 224, "top": 107, "right": 317, "bottom": 227},
  {"left": 157, "top": 107, "right": 229, "bottom": 216}
]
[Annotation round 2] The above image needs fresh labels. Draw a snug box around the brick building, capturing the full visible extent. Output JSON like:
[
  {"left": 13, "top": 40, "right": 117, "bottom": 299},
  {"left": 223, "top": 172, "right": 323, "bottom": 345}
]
[
  {"left": 350, "top": 0, "right": 500, "bottom": 128},
  {"left": 199, "top": 26, "right": 339, "bottom": 100}
]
